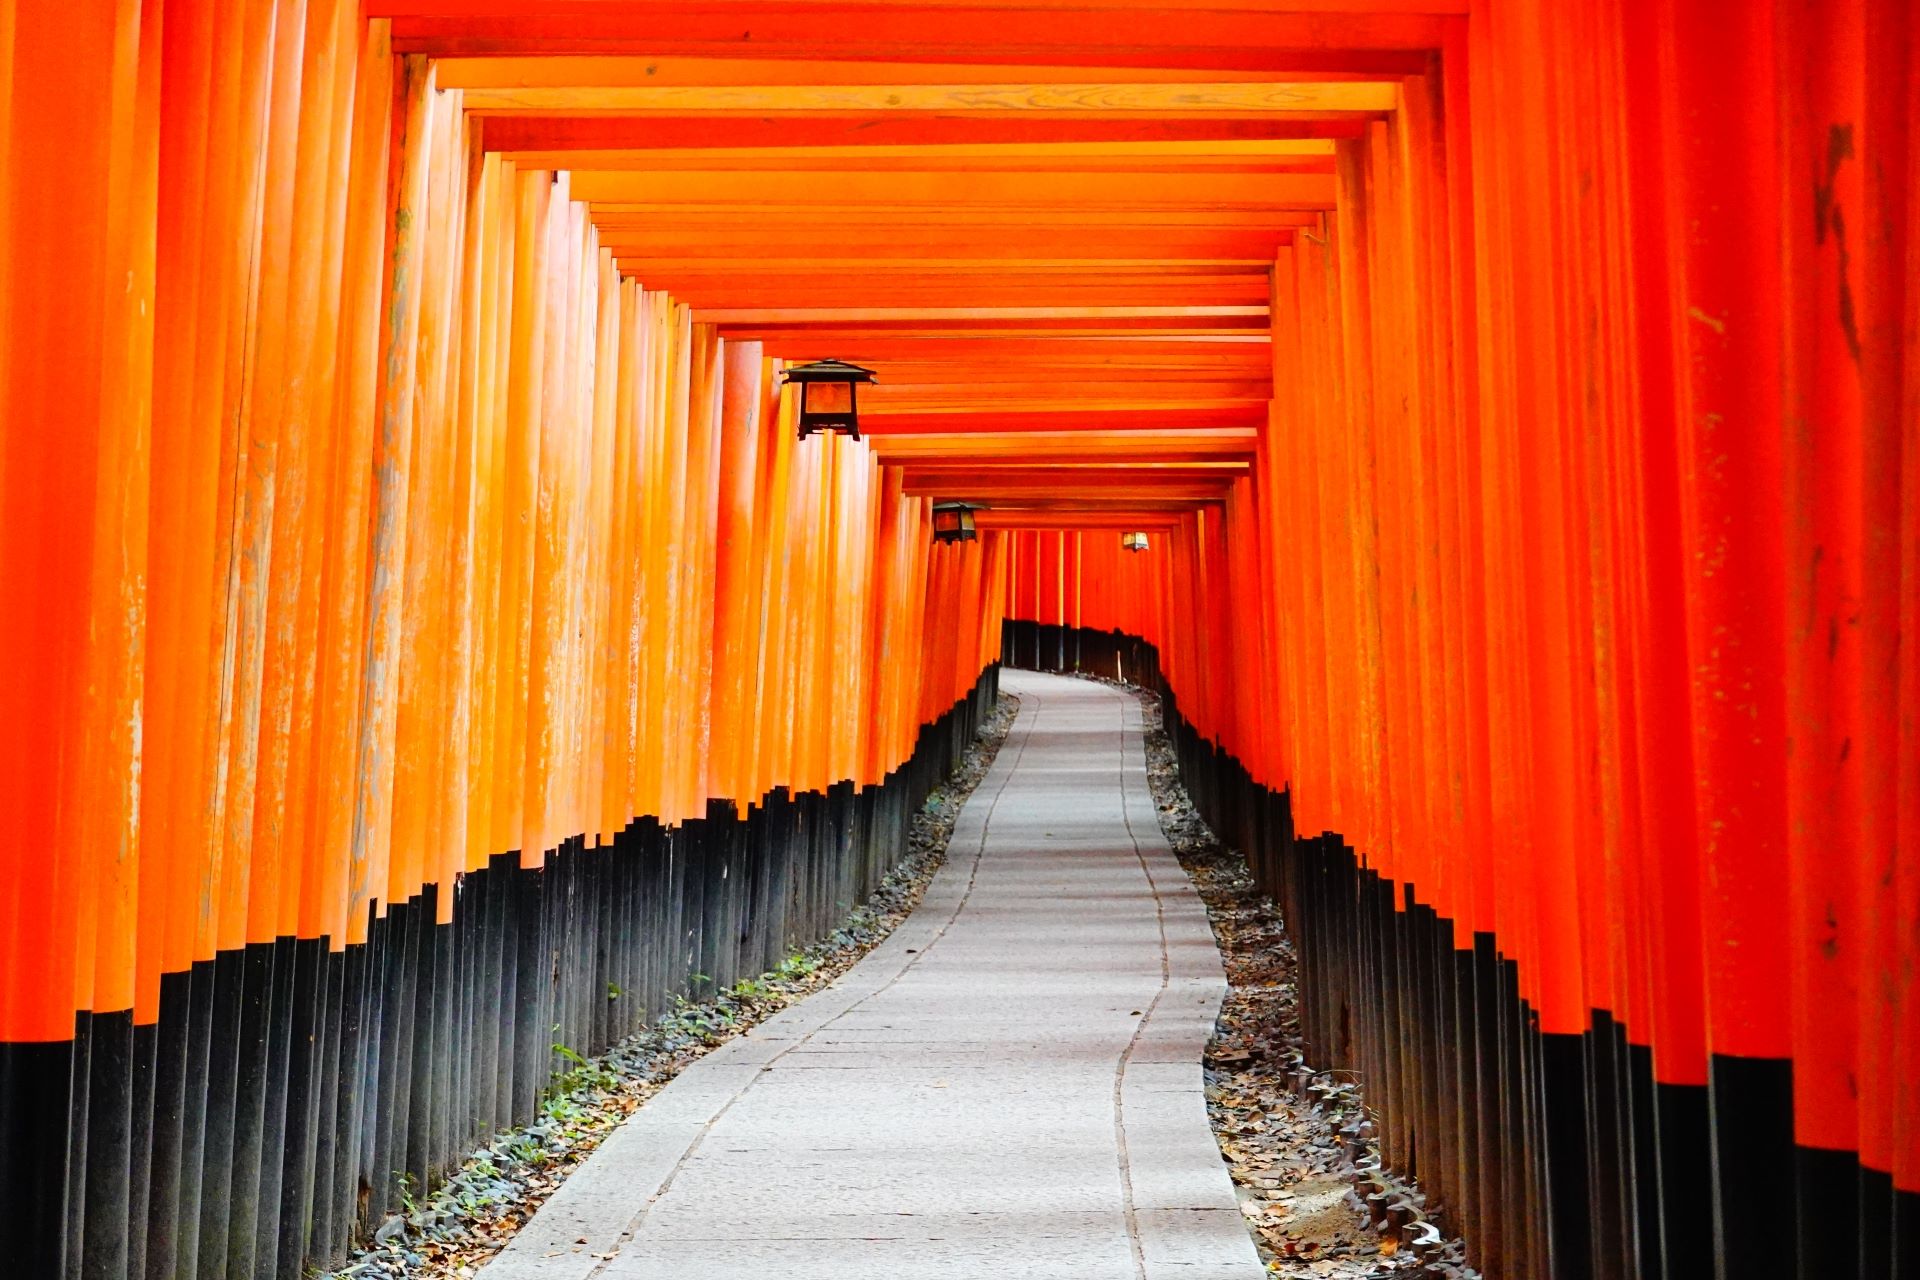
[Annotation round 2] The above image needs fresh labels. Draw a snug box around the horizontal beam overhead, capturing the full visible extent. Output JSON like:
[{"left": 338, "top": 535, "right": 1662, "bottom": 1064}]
[
  {"left": 897, "top": 453, "right": 1255, "bottom": 468},
  {"left": 460, "top": 80, "right": 1397, "bottom": 116},
  {"left": 635, "top": 281, "right": 1274, "bottom": 310},
  {"left": 480, "top": 116, "right": 1369, "bottom": 150},
  {"left": 832, "top": 356, "right": 1273, "bottom": 380},
  {"left": 693, "top": 305, "right": 1267, "bottom": 322},
  {"left": 718, "top": 321, "right": 1268, "bottom": 339},
  {"left": 727, "top": 335, "right": 1273, "bottom": 360},
  {"left": 567, "top": 169, "right": 1337, "bottom": 205},
  {"left": 438, "top": 56, "right": 1409, "bottom": 91},
  {"left": 502, "top": 153, "right": 1334, "bottom": 175},
  {"left": 387, "top": 6, "right": 1455, "bottom": 63},
  {"left": 612, "top": 235, "right": 1294, "bottom": 263},
  {"left": 899, "top": 466, "right": 1251, "bottom": 487},
  {"left": 857, "top": 407, "right": 1267, "bottom": 434},
  {"left": 971, "top": 511, "right": 1184, "bottom": 530},
  {"left": 901, "top": 476, "right": 1232, "bottom": 496},
  {"left": 871, "top": 428, "right": 1257, "bottom": 447},
  {"left": 585, "top": 206, "right": 1325, "bottom": 227}
]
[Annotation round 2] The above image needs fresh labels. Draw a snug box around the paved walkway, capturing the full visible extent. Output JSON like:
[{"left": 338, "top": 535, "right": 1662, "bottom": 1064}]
[{"left": 481, "top": 671, "right": 1260, "bottom": 1280}]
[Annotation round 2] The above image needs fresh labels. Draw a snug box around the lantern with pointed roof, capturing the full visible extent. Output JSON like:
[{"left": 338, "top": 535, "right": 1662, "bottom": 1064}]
[
  {"left": 931, "top": 501, "right": 978, "bottom": 545},
  {"left": 780, "top": 359, "right": 877, "bottom": 440},
  {"left": 1121, "top": 531, "right": 1150, "bottom": 553}
]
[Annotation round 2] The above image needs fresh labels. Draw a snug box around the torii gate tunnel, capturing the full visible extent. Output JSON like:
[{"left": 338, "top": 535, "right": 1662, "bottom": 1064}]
[{"left": 1, "top": 2, "right": 1916, "bottom": 1278}]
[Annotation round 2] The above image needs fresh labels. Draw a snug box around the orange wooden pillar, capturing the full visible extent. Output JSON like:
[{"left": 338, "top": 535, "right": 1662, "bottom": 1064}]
[{"left": 0, "top": 2, "right": 152, "bottom": 1270}]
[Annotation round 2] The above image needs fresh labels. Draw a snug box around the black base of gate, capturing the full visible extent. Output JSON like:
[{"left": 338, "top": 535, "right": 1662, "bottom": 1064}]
[{"left": 0, "top": 666, "right": 999, "bottom": 1280}]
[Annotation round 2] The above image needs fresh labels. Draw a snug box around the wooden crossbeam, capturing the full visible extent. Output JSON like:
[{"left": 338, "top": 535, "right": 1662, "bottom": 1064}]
[
  {"left": 858, "top": 407, "right": 1267, "bottom": 434},
  {"left": 836, "top": 356, "right": 1273, "bottom": 381},
  {"left": 569, "top": 169, "right": 1335, "bottom": 207},
  {"left": 460, "top": 80, "right": 1397, "bottom": 116},
  {"left": 610, "top": 231, "right": 1294, "bottom": 262},
  {"left": 870, "top": 429, "right": 1256, "bottom": 452},
  {"left": 480, "top": 116, "right": 1369, "bottom": 150},
  {"left": 729, "top": 335, "right": 1274, "bottom": 361},
  {"left": 971, "top": 510, "right": 1186, "bottom": 530},
  {"left": 899, "top": 464, "right": 1252, "bottom": 487},
  {"left": 632, "top": 279, "right": 1274, "bottom": 310},
  {"left": 437, "top": 57, "right": 1397, "bottom": 92},
  {"left": 586, "top": 207, "right": 1325, "bottom": 228},
  {"left": 384, "top": 5, "right": 1455, "bottom": 65},
  {"left": 901, "top": 478, "right": 1232, "bottom": 500}
]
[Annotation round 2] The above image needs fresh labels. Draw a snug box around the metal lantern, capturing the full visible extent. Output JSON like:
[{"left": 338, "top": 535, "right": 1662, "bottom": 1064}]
[
  {"left": 931, "top": 502, "right": 978, "bottom": 544},
  {"left": 1121, "top": 530, "right": 1149, "bottom": 553},
  {"left": 780, "top": 359, "right": 877, "bottom": 440}
]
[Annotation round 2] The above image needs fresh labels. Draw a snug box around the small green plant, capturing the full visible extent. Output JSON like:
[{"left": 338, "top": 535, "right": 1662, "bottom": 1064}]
[
  {"left": 776, "top": 952, "right": 819, "bottom": 981},
  {"left": 550, "top": 1042, "right": 618, "bottom": 1095},
  {"left": 543, "top": 1093, "right": 585, "bottom": 1126},
  {"left": 394, "top": 1171, "right": 419, "bottom": 1216}
]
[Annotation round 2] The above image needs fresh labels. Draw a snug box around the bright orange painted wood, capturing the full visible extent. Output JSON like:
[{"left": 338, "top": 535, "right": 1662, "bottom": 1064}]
[{"left": 5, "top": 0, "right": 1917, "bottom": 1219}]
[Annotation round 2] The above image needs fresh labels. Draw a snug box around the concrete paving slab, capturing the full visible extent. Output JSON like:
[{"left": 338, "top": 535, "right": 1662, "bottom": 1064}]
[{"left": 479, "top": 671, "right": 1261, "bottom": 1280}]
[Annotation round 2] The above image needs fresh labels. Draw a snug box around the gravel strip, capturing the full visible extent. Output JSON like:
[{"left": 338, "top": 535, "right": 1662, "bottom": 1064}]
[
  {"left": 325, "top": 693, "right": 1021, "bottom": 1280},
  {"left": 1131, "top": 682, "right": 1477, "bottom": 1280}
]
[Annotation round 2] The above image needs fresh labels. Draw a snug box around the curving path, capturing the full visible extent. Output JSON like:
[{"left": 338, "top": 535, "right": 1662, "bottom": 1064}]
[{"left": 480, "top": 671, "right": 1261, "bottom": 1280}]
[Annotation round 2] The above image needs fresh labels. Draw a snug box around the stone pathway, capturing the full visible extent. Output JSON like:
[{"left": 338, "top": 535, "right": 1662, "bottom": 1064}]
[{"left": 479, "top": 671, "right": 1261, "bottom": 1280}]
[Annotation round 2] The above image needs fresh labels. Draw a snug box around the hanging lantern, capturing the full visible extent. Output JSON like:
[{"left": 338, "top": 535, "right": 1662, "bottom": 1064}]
[
  {"left": 931, "top": 502, "right": 978, "bottom": 545},
  {"left": 780, "top": 359, "right": 877, "bottom": 440},
  {"left": 1121, "top": 531, "right": 1149, "bottom": 553}
]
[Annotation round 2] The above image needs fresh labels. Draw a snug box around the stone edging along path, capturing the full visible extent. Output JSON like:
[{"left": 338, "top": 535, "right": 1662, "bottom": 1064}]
[
  {"left": 324, "top": 695, "right": 1020, "bottom": 1280},
  {"left": 1133, "top": 680, "right": 1475, "bottom": 1280}
]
